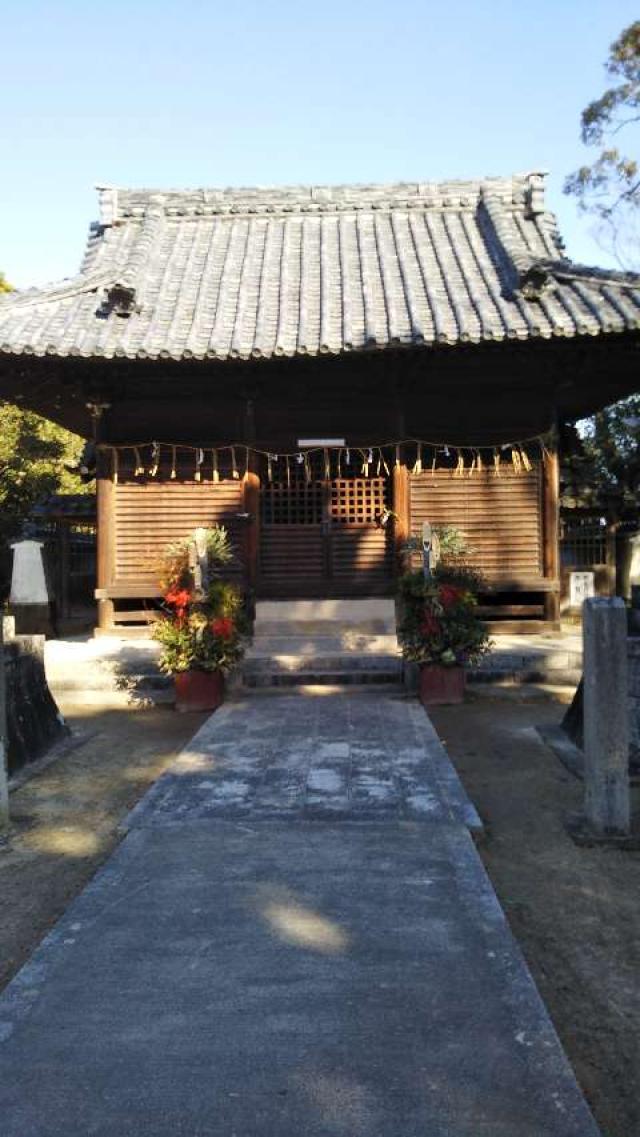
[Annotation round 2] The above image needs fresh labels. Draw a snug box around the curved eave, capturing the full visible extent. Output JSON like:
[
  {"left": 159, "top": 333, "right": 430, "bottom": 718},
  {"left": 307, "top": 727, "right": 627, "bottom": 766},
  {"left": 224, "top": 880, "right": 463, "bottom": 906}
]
[{"left": 1, "top": 316, "right": 639, "bottom": 363}]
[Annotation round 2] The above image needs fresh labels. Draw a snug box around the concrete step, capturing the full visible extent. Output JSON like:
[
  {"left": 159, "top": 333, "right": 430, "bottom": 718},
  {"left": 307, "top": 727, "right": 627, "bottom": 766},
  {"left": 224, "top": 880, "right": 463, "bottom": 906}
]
[
  {"left": 244, "top": 652, "right": 401, "bottom": 674},
  {"left": 253, "top": 620, "right": 395, "bottom": 636},
  {"left": 255, "top": 598, "right": 396, "bottom": 632},
  {"left": 243, "top": 671, "right": 402, "bottom": 689},
  {"left": 246, "top": 634, "right": 400, "bottom": 656}
]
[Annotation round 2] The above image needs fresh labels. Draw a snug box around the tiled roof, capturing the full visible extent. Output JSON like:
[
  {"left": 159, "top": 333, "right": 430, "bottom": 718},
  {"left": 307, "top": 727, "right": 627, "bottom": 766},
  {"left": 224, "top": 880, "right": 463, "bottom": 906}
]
[{"left": 1, "top": 173, "right": 639, "bottom": 362}]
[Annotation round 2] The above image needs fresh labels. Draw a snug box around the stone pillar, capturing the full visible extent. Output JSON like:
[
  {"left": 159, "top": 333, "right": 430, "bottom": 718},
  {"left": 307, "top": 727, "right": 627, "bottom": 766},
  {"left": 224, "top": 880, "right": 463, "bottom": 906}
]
[
  {"left": 583, "top": 597, "right": 630, "bottom": 836},
  {"left": 0, "top": 617, "right": 9, "bottom": 839}
]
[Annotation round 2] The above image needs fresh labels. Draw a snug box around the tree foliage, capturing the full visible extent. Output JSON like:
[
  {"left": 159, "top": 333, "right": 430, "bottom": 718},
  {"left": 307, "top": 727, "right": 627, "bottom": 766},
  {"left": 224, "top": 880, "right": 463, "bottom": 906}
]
[
  {"left": 564, "top": 21, "right": 640, "bottom": 268},
  {"left": 0, "top": 273, "right": 89, "bottom": 565},
  {"left": 0, "top": 402, "right": 88, "bottom": 549},
  {"left": 563, "top": 395, "right": 640, "bottom": 516}
]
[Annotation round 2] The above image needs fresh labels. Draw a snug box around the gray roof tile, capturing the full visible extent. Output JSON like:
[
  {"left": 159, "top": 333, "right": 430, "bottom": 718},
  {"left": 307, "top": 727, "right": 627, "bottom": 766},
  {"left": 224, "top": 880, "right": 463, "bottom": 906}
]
[{"left": 1, "top": 173, "right": 639, "bottom": 361}]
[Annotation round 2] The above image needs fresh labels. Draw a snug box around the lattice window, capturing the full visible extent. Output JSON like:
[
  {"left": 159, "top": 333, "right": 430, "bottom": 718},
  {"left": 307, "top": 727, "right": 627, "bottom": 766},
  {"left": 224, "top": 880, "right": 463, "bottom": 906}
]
[
  {"left": 261, "top": 482, "right": 325, "bottom": 525},
  {"left": 330, "top": 478, "right": 387, "bottom": 525}
]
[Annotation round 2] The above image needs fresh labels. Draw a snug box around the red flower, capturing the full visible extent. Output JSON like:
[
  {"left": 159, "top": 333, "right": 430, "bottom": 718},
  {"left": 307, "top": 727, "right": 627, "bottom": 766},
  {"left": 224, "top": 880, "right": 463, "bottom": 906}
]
[
  {"left": 439, "top": 584, "right": 463, "bottom": 609},
  {"left": 164, "top": 587, "right": 192, "bottom": 619},
  {"left": 210, "top": 616, "right": 235, "bottom": 639},
  {"left": 420, "top": 613, "right": 442, "bottom": 638}
]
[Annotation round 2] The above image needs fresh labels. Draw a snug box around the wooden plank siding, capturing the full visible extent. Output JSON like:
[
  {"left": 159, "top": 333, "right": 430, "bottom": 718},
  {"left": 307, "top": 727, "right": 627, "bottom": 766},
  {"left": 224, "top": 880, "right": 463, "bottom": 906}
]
[
  {"left": 409, "top": 466, "right": 544, "bottom": 583},
  {"left": 95, "top": 476, "right": 248, "bottom": 631},
  {"left": 408, "top": 463, "right": 558, "bottom": 628},
  {"left": 113, "top": 480, "right": 246, "bottom": 587}
]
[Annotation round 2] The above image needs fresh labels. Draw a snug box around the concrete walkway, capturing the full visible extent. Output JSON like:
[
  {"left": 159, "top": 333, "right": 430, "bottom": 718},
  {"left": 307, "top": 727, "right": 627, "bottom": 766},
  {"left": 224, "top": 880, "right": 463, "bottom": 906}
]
[{"left": 0, "top": 691, "right": 599, "bottom": 1136}]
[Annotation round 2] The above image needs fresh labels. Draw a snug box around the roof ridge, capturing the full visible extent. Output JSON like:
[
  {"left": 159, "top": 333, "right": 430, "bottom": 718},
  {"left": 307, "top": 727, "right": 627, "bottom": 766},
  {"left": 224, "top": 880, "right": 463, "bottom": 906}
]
[{"left": 99, "top": 173, "right": 549, "bottom": 222}]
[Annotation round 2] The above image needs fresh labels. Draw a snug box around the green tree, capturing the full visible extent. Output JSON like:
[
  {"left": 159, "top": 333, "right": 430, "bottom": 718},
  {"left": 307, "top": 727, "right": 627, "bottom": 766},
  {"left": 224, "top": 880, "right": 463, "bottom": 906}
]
[
  {"left": 0, "top": 402, "right": 88, "bottom": 549},
  {"left": 0, "top": 271, "right": 89, "bottom": 582},
  {"left": 564, "top": 20, "right": 640, "bottom": 269},
  {"left": 563, "top": 395, "right": 640, "bottom": 517}
]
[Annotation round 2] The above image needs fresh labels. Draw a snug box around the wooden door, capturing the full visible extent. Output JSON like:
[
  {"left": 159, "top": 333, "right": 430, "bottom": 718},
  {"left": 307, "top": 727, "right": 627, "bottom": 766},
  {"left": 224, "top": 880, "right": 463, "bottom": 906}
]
[{"left": 259, "top": 477, "right": 392, "bottom": 596}]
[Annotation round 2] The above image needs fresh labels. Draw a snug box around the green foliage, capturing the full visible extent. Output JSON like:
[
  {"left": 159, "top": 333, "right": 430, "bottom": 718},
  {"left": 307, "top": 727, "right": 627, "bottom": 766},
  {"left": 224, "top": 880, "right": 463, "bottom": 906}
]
[
  {"left": 565, "top": 395, "right": 640, "bottom": 514},
  {"left": 0, "top": 402, "right": 88, "bottom": 549},
  {"left": 397, "top": 570, "right": 490, "bottom": 667},
  {"left": 159, "top": 526, "right": 234, "bottom": 591},
  {"left": 564, "top": 21, "right": 640, "bottom": 267}
]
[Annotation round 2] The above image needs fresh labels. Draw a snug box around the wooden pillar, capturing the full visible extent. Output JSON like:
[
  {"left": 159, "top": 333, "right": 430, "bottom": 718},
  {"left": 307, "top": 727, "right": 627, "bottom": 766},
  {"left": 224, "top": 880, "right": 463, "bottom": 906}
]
[
  {"left": 543, "top": 450, "right": 560, "bottom": 626},
  {"left": 96, "top": 448, "right": 116, "bottom": 632},
  {"left": 392, "top": 461, "right": 410, "bottom": 576},
  {"left": 243, "top": 472, "right": 260, "bottom": 594}
]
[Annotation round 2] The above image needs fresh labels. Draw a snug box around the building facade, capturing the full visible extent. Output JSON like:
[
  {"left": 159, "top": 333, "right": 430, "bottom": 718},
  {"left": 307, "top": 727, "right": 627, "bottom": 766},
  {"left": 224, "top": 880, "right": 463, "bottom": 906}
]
[{"left": 1, "top": 173, "right": 638, "bottom": 632}]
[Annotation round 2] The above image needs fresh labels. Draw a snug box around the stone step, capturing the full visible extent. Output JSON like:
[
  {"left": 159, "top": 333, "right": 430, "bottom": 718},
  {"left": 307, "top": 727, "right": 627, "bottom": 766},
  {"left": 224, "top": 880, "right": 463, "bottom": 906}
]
[
  {"left": 247, "top": 634, "right": 399, "bottom": 656},
  {"left": 253, "top": 620, "right": 396, "bottom": 636},
  {"left": 243, "top": 671, "right": 402, "bottom": 689},
  {"left": 244, "top": 653, "right": 401, "bottom": 674},
  {"left": 254, "top": 598, "right": 396, "bottom": 632}
]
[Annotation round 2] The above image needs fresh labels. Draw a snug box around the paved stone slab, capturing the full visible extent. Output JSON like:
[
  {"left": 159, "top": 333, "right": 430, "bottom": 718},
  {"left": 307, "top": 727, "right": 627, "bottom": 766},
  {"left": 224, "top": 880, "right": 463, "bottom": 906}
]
[
  {"left": 0, "top": 821, "right": 599, "bottom": 1137},
  {"left": 125, "top": 692, "right": 482, "bottom": 830}
]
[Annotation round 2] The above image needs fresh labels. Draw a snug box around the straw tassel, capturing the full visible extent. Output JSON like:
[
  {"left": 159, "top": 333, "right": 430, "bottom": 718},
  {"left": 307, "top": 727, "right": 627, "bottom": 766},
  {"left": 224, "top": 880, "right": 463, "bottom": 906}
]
[
  {"left": 149, "top": 441, "right": 160, "bottom": 478},
  {"left": 112, "top": 448, "right": 119, "bottom": 485},
  {"left": 212, "top": 449, "right": 219, "bottom": 482},
  {"left": 231, "top": 447, "right": 239, "bottom": 479},
  {"left": 412, "top": 445, "right": 423, "bottom": 476},
  {"left": 134, "top": 447, "right": 144, "bottom": 478},
  {"left": 195, "top": 447, "right": 204, "bottom": 482},
  {"left": 324, "top": 448, "right": 330, "bottom": 480},
  {"left": 285, "top": 455, "right": 291, "bottom": 487},
  {"left": 170, "top": 446, "right": 177, "bottom": 480},
  {"left": 493, "top": 448, "right": 501, "bottom": 477},
  {"left": 521, "top": 447, "right": 532, "bottom": 472}
]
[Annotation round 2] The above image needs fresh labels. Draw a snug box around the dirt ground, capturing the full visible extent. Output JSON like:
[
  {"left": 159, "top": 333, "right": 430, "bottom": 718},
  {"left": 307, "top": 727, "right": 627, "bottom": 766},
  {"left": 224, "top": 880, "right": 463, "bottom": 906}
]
[
  {"left": 431, "top": 691, "right": 640, "bottom": 1137},
  {"left": 0, "top": 702, "right": 207, "bottom": 993}
]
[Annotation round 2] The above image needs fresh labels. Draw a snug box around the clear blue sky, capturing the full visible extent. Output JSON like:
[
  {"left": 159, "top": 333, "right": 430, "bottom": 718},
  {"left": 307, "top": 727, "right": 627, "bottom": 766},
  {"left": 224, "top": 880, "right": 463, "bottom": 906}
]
[{"left": 2, "top": 0, "right": 638, "bottom": 288}]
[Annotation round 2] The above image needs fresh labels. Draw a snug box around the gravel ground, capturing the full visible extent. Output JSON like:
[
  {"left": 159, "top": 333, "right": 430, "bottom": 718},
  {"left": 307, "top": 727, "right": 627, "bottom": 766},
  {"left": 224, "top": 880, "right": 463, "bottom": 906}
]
[{"left": 430, "top": 692, "right": 640, "bottom": 1137}]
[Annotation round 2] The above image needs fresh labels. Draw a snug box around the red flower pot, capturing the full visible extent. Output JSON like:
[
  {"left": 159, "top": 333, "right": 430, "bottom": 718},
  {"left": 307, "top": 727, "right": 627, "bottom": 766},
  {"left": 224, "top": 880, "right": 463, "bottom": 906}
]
[
  {"left": 419, "top": 664, "right": 465, "bottom": 706},
  {"left": 174, "top": 670, "right": 225, "bottom": 713}
]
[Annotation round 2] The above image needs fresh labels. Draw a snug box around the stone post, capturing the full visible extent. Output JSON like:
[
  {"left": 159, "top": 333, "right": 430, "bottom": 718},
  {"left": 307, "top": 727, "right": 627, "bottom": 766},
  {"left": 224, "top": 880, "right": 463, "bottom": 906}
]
[
  {"left": 583, "top": 597, "right": 630, "bottom": 836},
  {"left": 0, "top": 617, "right": 9, "bottom": 839}
]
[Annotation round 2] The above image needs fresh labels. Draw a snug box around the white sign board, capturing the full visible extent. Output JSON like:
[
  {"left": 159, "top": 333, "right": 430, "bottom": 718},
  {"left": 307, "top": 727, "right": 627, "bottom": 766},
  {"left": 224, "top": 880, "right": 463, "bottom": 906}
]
[{"left": 570, "top": 570, "right": 595, "bottom": 608}]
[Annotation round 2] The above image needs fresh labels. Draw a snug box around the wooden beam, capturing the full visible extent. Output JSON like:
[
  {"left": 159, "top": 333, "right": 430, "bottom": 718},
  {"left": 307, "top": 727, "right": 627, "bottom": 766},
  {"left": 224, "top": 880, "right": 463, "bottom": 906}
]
[
  {"left": 96, "top": 450, "right": 116, "bottom": 632},
  {"left": 542, "top": 450, "right": 561, "bottom": 626},
  {"left": 392, "top": 462, "right": 410, "bottom": 575},
  {"left": 243, "top": 472, "right": 261, "bottom": 594}
]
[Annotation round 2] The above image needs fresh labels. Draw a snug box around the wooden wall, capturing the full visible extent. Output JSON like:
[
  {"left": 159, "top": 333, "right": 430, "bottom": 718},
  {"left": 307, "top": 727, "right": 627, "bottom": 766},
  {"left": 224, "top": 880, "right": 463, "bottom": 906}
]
[
  {"left": 408, "top": 465, "right": 544, "bottom": 585},
  {"left": 113, "top": 480, "right": 246, "bottom": 588},
  {"left": 96, "top": 474, "right": 247, "bottom": 630}
]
